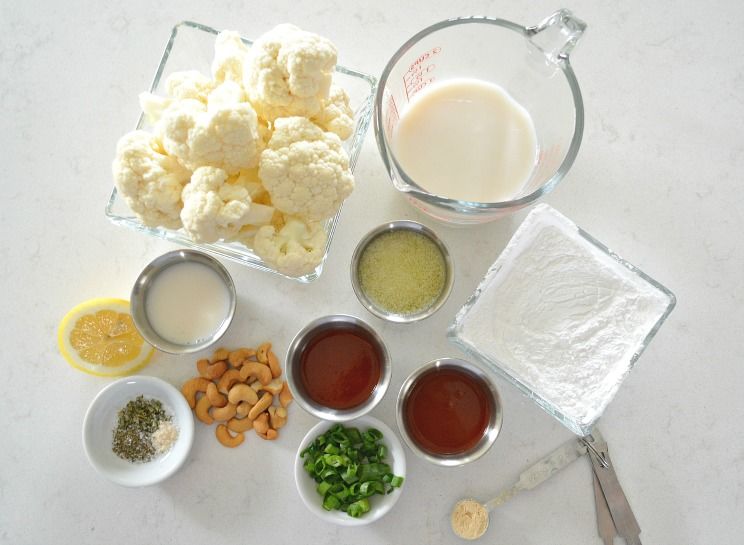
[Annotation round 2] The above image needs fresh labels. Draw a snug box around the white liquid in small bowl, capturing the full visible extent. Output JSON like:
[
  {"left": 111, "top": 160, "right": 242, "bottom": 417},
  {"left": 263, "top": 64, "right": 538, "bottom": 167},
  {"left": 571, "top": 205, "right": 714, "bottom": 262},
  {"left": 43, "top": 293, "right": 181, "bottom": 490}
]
[{"left": 144, "top": 261, "right": 231, "bottom": 346}]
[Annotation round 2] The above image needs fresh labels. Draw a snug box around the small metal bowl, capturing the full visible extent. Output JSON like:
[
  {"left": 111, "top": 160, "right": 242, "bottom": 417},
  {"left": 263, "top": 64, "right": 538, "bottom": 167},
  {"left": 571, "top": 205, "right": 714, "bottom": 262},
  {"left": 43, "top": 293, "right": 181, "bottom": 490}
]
[
  {"left": 286, "top": 314, "right": 391, "bottom": 421},
  {"left": 396, "top": 358, "right": 503, "bottom": 466},
  {"left": 350, "top": 220, "right": 454, "bottom": 323},
  {"left": 130, "top": 250, "right": 236, "bottom": 354}
]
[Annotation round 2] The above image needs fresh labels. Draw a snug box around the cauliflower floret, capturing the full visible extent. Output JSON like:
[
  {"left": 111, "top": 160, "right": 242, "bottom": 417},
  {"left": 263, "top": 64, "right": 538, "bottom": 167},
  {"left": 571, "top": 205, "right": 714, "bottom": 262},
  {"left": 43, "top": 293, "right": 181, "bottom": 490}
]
[
  {"left": 180, "top": 166, "right": 274, "bottom": 243},
  {"left": 207, "top": 80, "right": 247, "bottom": 110},
  {"left": 311, "top": 85, "right": 354, "bottom": 140},
  {"left": 253, "top": 216, "right": 327, "bottom": 276},
  {"left": 164, "top": 70, "right": 214, "bottom": 102},
  {"left": 113, "top": 130, "right": 191, "bottom": 229},
  {"left": 211, "top": 31, "right": 249, "bottom": 83},
  {"left": 243, "top": 24, "right": 337, "bottom": 121},
  {"left": 259, "top": 117, "right": 354, "bottom": 221},
  {"left": 139, "top": 92, "right": 172, "bottom": 125},
  {"left": 157, "top": 97, "right": 264, "bottom": 175},
  {"left": 234, "top": 168, "right": 271, "bottom": 204}
]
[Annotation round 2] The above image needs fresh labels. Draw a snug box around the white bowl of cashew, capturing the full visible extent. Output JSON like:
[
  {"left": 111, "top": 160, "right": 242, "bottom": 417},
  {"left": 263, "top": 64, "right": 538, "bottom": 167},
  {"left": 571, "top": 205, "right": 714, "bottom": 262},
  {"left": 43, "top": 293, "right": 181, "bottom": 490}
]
[
  {"left": 294, "top": 415, "right": 406, "bottom": 526},
  {"left": 82, "top": 375, "right": 194, "bottom": 487}
]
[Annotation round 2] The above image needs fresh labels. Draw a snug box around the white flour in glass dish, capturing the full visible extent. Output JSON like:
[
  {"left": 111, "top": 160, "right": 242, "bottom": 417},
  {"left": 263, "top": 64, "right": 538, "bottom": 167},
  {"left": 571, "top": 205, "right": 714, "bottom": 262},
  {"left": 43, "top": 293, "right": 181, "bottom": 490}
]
[{"left": 455, "top": 204, "right": 672, "bottom": 431}]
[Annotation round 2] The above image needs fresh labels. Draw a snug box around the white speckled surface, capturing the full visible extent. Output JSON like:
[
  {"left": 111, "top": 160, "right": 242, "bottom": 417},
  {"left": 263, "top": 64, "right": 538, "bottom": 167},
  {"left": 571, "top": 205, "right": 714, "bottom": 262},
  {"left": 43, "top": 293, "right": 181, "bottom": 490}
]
[{"left": 1, "top": 1, "right": 743, "bottom": 544}]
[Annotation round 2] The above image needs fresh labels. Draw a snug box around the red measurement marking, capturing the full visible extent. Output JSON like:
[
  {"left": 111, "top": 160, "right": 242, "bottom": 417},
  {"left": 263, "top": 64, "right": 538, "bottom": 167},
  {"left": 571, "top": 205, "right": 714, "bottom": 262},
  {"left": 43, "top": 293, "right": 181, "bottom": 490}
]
[
  {"left": 385, "top": 95, "right": 400, "bottom": 140},
  {"left": 402, "top": 46, "right": 442, "bottom": 101}
]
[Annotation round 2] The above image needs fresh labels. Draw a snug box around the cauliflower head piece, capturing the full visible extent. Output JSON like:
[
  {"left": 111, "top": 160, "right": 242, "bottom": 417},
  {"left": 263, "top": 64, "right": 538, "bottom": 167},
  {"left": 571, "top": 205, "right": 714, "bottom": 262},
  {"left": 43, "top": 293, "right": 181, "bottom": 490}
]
[
  {"left": 211, "top": 31, "right": 249, "bottom": 83},
  {"left": 243, "top": 24, "right": 337, "bottom": 121},
  {"left": 113, "top": 130, "right": 191, "bottom": 229},
  {"left": 259, "top": 117, "right": 354, "bottom": 222},
  {"left": 207, "top": 80, "right": 247, "bottom": 110},
  {"left": 181, "top": 166, "right": 274, "bottom": 243},
  {"left": 311, "top": 85, "right": 354, "bottom": 140},
  {"left": 164, "top": 70, "right": 214, "bottom": 102},
  {"left": 157, "top": 96, "right": 264, "bottom": 175},
  {"left": 253, "top": 216, "right": 327, "bottom": 276}
]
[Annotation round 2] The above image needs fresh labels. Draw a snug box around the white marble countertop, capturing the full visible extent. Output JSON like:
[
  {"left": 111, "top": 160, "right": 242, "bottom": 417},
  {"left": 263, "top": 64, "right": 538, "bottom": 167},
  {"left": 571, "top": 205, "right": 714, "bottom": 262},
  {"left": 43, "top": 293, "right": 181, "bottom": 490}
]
[{"left": 2, "top": 1, "right": 742, "bottom": 544}]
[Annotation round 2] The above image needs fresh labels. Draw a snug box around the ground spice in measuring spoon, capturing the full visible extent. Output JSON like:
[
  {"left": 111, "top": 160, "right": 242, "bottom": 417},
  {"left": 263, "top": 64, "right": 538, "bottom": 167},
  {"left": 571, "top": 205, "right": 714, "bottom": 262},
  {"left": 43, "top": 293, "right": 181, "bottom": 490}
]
[
  {"left": 358, "top": 229, "right": 446, "bottom": 315},
  {"left": 451, "top": 499, "right": 489, "bottom": 540}
]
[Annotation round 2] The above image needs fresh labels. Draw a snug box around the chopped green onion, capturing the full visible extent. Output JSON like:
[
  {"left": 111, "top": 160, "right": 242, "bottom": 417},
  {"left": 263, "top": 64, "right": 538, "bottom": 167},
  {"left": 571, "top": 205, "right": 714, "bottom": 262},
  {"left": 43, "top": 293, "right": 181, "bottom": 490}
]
[
  {"left": 300, "top": 424, "right": 404, "bottom": 519},
  {"left": 347, "top": 498, "right": 371, "bottom": 518},
  {"left": 323, "top": 494, "right": 341, "bottom": 511}
]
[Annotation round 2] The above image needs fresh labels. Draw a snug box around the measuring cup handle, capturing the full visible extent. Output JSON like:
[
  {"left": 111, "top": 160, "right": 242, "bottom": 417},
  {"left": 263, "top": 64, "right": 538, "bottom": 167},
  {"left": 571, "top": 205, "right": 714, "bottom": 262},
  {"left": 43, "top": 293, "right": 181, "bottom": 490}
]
[{"left": 527, "top": 9, "right": 587, "bottom": 62}]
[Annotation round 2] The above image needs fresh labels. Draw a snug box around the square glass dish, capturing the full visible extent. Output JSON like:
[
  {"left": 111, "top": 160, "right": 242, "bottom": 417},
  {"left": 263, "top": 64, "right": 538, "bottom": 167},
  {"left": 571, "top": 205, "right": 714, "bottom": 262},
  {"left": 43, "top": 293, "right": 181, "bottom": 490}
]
[
  {"left": 105, "top": 21, "right": 377, "bottom": 283},
  {"left": 447, "top": 204, "right": 676, "bottom": 436}
]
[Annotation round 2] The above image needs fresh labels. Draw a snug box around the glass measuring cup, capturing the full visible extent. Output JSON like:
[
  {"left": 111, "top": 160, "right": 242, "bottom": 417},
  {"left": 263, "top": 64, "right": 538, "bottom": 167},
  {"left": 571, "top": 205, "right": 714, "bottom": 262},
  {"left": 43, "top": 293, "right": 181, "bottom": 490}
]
[{"left": 374, "top": 10, "right": 586, "bottom": 224}]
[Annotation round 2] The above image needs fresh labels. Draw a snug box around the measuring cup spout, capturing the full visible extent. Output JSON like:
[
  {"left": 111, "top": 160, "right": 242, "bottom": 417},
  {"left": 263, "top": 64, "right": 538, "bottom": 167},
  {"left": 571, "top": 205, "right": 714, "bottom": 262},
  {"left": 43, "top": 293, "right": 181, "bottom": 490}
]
[{"left": 528, "top": 9, "right": 586, "bottom": 63}]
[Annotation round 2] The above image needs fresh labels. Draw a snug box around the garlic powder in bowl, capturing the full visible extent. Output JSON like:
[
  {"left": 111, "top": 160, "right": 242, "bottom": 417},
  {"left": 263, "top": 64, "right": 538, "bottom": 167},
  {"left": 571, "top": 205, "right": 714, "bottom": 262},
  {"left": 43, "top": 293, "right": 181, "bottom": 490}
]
[{"left": 448, "top": 204, "right": 675, "bottom": 435}]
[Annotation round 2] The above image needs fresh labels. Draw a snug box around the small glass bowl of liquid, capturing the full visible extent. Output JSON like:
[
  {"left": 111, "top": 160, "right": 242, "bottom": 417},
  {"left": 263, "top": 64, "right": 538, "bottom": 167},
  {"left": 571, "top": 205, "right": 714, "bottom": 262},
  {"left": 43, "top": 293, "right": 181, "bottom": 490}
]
[
  {"left": 397, "top": 358, "right": 502, "bottom": 466},
  {"left": 286, "top": 315, "right": 391, "bottom": 421},
  {"left": 130, "top": 250, "right": 236, "bottom": 354},
  {"left": 374, "top": 10, "right": 586, "bottom": 224}
]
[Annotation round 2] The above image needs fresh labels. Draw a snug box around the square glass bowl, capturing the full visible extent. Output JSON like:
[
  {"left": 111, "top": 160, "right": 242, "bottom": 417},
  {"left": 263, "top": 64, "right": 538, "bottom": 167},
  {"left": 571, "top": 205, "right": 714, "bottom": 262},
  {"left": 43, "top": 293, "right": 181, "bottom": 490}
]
[
  {"left": 105, "top": 21, "right": 377, "bottom": 283},
  {"left": 447, "top": 204, "right": 676, "bottom": 436}
]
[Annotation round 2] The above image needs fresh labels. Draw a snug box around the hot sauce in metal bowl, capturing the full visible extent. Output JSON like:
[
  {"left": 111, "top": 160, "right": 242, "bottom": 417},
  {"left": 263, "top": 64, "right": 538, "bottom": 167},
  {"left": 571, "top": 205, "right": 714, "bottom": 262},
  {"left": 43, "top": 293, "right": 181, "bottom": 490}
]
[
  {"left": 300, "top": 327, "right": 382, "bottom": 409},
  {"left": 404, "top": 367, "right": 491, "bottom": 455}
]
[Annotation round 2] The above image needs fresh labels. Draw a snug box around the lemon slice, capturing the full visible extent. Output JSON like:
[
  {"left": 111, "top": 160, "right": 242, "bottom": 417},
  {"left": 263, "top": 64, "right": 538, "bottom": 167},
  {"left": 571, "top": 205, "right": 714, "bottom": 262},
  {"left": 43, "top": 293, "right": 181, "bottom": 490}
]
[{"left": 58, "top": 298, "right": 155, "bottom": 377}]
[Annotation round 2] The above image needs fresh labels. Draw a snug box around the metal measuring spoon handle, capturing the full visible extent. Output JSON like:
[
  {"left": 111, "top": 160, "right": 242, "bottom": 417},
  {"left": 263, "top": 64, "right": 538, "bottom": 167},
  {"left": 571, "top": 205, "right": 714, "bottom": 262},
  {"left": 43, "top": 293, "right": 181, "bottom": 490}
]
[
  {"left": 484, "top": 437, "right": 588, "bottom": 510},
  {"left": 452, "top": 437, "right": 587, "bottom": 540},
  {"left": 585, "top": 428, "right": 643, "bottom": 545},
  {"left": 593, "top": 465, "right": 617, "bottom": 545}
]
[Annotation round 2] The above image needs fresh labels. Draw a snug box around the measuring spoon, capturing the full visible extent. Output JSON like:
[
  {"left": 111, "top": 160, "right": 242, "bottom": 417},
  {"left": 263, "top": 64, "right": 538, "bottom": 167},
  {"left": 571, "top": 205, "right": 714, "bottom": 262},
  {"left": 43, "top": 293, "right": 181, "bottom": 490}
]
[{"left": 451, "top": 438, "right": 588, "bottom": 540}]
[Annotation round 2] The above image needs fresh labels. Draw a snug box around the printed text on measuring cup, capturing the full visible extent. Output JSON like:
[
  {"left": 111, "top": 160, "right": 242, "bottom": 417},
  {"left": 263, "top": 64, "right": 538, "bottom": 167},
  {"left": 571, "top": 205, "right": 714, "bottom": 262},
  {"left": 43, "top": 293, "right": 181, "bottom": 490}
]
[{"left": 403, "top": 47, "right": 441, "bottom": 100}]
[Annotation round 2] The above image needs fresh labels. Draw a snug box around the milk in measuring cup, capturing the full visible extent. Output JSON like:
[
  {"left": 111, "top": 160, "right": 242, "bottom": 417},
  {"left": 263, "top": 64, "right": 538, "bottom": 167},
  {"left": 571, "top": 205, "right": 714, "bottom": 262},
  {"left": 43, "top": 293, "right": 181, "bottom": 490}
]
[{"left": 392, "top": 78, "right": 537, "bottom": 203}]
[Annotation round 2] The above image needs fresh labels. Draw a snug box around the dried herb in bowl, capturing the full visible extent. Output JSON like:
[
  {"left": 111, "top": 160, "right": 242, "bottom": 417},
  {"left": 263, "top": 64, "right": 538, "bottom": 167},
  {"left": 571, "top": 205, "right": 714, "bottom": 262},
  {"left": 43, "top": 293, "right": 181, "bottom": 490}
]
[
  {"left": 112, "top": 395, "right": 174, "bottom": 463},
  {"left": 300, "top": 424, "right": 404, "bottom": 517}
]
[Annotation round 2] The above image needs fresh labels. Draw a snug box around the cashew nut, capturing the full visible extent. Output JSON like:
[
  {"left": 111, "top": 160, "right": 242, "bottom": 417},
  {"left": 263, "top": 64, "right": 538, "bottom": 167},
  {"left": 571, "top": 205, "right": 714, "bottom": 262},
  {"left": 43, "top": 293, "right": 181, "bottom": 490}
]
[
  {"left": 181, "top": 377, "right": 211, "bottom": 408},
  {"left": 256, "top": 378, "right": 284, "bottom": 396},
  {"left": 195, "top": 395, "right": 213, "bottom": 425},
  {"left": 267, "top": 350, "right": 282, "bottom": 379},
  {"left": 209, "top": 361, "right": 228, "bottom": 379},
  {"left": 236, "top": 401, "right": 254, "bottom": 418},
  {"left": 206, "top": 382, "right": 228, "bottom": 408},
  {"left": 199, "top": 358, "right": 228, "bottom": 379},
  {"left": 279, "top": 381, "right": 293, "bottom": 408},
  {"left": 248, "top": 392, "right": 273, "bottom": 420},
  {"left": 197, "top": 358, "right": 211, "bottom": 378},
  {"left": 257, "top": 342, "right": 271, "bottom": 364},
  {"left": 257, "top": 428, "right": 279, "bottom": 441},
  {"left": 216, "top": 424, "right": 244, "bottom": 448},
  {"left": 239, "top": 361, "right": 272, "bottom": 386},
  {"left": 227, "top": 416, "right": 254, "bottom": 433},
  {"left": 211, "top": 347, "right": 230, "bottom": 363},
  {"left": 268, "top": 406, "right": 288, "bottom": 429},
  {"left": 228, "top": 383, "right": 259, "bottom": 405},
  {"left": 228, "top": 348, "right": 256, "bottom": 367},
  {"left": 253, "top": 412, "right": 269, "bottom": 435},
  {"left": 217, "top": 368, "right": 243, "bottom": 394},
  {"left": 212, "top": 402, "right": 237, "bottom": 421}
]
